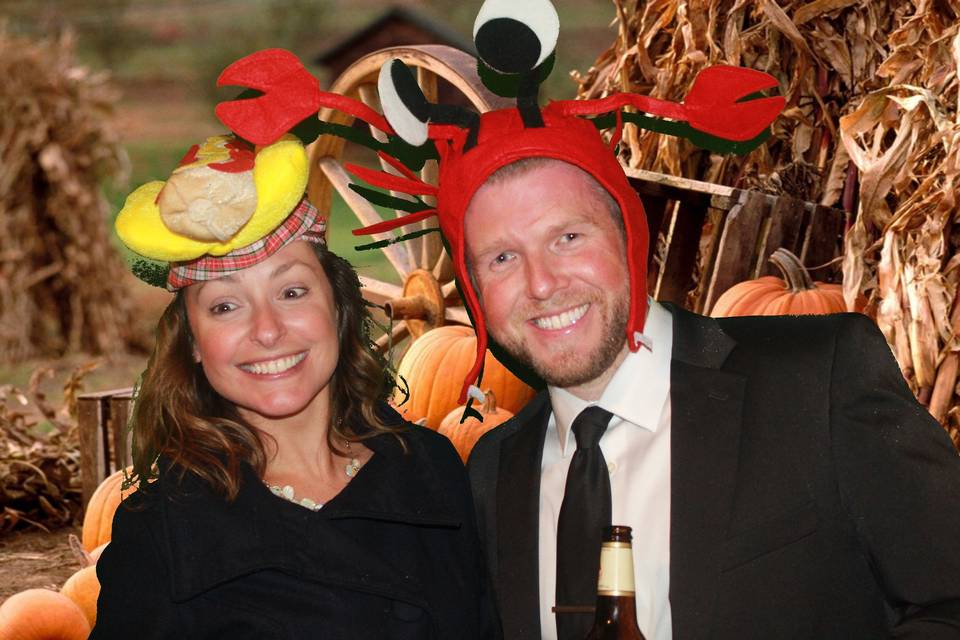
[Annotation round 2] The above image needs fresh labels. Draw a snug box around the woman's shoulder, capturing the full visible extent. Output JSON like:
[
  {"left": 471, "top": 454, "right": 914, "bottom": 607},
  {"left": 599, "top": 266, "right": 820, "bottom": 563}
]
[{"left": 114, "top": 458, "right": 226, "bottom": 523}]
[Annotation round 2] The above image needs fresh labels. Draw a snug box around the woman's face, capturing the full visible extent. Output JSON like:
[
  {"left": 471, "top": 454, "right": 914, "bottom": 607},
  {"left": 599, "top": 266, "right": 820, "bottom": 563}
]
[{"left": 185, "top": 241, "right": 339, "bottom": 423}]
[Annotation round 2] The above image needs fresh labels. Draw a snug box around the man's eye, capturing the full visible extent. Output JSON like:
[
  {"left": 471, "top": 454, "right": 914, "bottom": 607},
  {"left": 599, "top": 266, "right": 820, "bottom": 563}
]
[
  {"left": 283, "top": 286, "right": 308, "bottom": 299},
  {"left": 491, "top": 253, "right": 514, "bottom": 268},
  {"left": 561, "top": 232, "right": 579, "bottom": 242}
]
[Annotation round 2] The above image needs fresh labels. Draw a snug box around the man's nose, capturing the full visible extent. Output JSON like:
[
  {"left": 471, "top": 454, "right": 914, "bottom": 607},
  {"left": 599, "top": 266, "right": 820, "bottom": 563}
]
[
  {"left": 250, "top": 303, "right": 286, "bottom": 347},
  {"left": 524, "top": 253, "right": 565, "bottom": 301}
]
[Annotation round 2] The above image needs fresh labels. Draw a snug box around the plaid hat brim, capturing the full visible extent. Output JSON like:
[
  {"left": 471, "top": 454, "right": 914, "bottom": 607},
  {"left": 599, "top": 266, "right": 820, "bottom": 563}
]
[{"left": 166, "top": 197, "right": 325, "bottom": 291}]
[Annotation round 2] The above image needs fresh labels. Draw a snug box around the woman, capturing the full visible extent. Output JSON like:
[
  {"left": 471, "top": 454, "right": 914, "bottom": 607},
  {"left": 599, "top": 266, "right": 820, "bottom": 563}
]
[{"left": 92, "top": 130, "right": 500, "bottom": 638}]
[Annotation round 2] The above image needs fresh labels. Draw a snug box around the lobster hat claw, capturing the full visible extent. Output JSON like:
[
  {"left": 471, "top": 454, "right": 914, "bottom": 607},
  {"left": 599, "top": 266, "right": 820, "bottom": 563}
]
[{"left": 473, "top": 0, "right": 559, "bottom": 73}]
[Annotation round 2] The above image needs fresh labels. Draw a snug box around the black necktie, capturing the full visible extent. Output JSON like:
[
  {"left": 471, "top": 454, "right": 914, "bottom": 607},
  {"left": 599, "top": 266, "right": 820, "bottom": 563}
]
[{"left": 555, "top": 405, "right": 613, "bottom": 640}]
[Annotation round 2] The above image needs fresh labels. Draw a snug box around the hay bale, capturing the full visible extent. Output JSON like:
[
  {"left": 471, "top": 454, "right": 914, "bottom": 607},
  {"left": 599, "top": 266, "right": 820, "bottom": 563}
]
[{"left": 0, "top": 28, "right": 137, "bottom": 362}]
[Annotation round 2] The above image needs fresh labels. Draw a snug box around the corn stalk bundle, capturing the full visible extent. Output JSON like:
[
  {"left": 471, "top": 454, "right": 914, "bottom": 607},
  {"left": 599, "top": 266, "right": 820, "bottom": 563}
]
[
  {"left": 576, "top": 0, "right": 960, "bottom": 446},
  {"left": 0, "top": 363, "right": 97, "bottom": 535},
  {"left": 0, "top": 29, "right": 136, "bottom": 363}
]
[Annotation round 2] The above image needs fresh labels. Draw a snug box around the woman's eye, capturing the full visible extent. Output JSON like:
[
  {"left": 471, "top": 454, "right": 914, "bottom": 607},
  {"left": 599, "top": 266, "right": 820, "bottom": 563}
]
[
  {"left": 283, "top": 286, "right": 308, "bottom": 299},
  {"left": 210, "top": 302, "right": 236, "bottom": 315}
]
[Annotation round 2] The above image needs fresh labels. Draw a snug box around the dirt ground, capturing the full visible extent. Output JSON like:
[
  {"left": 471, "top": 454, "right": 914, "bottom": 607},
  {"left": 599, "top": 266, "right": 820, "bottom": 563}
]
[{"left": 0, "top": 525, "right": 84, "bottom": 603}]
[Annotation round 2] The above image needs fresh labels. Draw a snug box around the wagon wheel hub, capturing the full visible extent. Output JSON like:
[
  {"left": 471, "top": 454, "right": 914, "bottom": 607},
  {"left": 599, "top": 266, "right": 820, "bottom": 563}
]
[{"left": 386, "top": 269, "right": 446, "bottom": 339}]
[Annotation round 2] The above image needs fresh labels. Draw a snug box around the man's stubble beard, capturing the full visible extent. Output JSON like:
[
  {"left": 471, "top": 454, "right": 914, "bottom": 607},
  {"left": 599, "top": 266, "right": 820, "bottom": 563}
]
[{"left": 494, "top": 288, "right": 631, "bottom": 389}]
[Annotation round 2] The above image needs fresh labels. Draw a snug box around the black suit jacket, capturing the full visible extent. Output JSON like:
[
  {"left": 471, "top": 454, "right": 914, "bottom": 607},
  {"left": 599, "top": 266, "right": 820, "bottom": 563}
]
[{"left": 468, "top": 305, "right": 960, "bottom": 639}]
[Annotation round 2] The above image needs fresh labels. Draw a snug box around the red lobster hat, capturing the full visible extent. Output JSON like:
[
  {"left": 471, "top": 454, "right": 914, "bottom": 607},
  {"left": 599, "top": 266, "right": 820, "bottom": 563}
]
[{"left": 214, "top": 0, "right": 784, "bottom": 406}]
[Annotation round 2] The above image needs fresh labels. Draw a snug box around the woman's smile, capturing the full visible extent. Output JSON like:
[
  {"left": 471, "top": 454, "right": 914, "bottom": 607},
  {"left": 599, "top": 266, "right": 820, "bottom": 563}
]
[{"left": 238, "top": 350, "right": 309, "bottom": 376}]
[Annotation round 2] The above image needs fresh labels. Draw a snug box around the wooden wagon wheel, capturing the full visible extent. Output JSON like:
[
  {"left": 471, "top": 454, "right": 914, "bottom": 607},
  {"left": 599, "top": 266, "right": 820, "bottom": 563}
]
[{"left": 307, "top": 45, "right": 511, "bottom": 352}]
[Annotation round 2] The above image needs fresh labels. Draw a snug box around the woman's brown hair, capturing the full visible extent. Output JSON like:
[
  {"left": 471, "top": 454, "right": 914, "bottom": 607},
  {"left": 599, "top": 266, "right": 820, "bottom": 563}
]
[{"left": 127, "top": 242, "right": 402, "bottom": 499}]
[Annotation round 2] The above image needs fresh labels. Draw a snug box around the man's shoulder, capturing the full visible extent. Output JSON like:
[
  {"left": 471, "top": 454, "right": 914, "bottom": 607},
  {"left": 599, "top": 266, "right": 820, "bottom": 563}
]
[
  {"left": 705, "top": 309, "right": 869, "bottom": 347},
  {"left": 468, "top": 391, "right": 550, "bottom": 468}
]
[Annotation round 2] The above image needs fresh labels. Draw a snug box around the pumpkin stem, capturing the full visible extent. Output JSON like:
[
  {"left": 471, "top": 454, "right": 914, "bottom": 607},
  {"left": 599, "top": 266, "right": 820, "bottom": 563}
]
[
  {"left": 769, "top": 248, "right": 815, "bottom": 292},
  {"left": 482, "top": 389, "right": 497, "bottom": 414},
  {"left": 67, "top": 533, "right": 94, "bottom": 568}
]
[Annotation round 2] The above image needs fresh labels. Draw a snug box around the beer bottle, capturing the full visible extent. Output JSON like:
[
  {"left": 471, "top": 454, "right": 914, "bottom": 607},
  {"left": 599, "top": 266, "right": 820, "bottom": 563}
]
[{"left": 584, "top": 525, "right": 646, "bottom": 639}]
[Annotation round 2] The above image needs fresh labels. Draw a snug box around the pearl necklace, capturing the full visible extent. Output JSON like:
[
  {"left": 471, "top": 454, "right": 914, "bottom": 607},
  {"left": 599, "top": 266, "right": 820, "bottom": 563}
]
[
  {"left": 264, "top": 441, "right": 362, "bottom": 511},
  {"left": 344, "top": 439, "right": 361, "bottom": 478}
]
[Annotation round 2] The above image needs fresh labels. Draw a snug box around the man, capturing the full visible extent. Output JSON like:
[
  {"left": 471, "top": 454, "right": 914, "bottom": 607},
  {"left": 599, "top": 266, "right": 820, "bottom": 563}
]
[
  {"left": 331, "top": 1, "right": 960, "bottom": 635},
  {"left": 462, "top": 157, "right": 960, "bottom": 640}
]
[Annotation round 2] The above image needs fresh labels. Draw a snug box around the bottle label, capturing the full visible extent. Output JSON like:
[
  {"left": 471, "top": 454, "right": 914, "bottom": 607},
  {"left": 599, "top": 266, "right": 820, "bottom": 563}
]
[{"left": 597, "top": 542, "right": 635, "bottom": 595}]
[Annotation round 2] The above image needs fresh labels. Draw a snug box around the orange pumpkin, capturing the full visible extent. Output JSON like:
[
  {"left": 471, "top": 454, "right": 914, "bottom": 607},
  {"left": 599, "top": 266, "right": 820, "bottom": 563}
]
[
  {"left": 81, "top": 466, "right": 135, "bottom": 552},
  {"left": 88, "top": 542, "right": 109, "bottom": 564},
  {"left": 395, "top": 325, "right": 534, "bottom": 429},
  {"left": 60, "top": 566, "right": 100, "bottom": 628},
  {"left": 0, "top": 589, "right": 90, "bottom": 640},
  {"left": 710, "top": 248, "right": 857, "bottom": 317},
  {"left": 438, "top": 390, "right": 515, "bottom": 463}
]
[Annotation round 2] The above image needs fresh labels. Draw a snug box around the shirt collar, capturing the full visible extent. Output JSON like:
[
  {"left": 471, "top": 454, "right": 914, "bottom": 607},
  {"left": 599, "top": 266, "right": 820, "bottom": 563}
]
[{"left": 548, "top": 299, "right": 673, "bottom": 453}]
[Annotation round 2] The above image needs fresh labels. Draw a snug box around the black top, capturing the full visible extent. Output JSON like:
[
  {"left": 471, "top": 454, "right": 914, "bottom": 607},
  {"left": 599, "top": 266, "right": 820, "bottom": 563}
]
[{"left": 92, "top": 411, "right": 502, "bottom": 639}]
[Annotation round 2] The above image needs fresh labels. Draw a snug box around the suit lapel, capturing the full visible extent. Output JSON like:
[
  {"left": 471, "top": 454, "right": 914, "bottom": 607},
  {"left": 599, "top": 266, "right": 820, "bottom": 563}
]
[
  {"left": 496, "top": 392, "right": 551, "bottom": 640},
  {"left": 665, "top": 304, "right": 746, "bottom": 640}
]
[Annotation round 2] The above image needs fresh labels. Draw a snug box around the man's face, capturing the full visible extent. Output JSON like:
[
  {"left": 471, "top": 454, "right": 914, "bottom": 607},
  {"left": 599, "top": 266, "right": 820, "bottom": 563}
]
[{"left": 464, "top": 161, "right": 630, "bottom": 392}]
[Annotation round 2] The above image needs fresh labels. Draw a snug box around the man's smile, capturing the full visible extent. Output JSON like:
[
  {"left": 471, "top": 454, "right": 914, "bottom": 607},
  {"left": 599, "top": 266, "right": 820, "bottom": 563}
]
[{"left": 530, "top": 303, "right": 590, "bottom": 331}]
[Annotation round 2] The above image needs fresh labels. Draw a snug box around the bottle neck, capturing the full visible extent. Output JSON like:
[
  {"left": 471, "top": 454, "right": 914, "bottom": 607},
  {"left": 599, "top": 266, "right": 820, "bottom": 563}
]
[{"left": 594, "top": 593, "right": 639, "bottom": 624}]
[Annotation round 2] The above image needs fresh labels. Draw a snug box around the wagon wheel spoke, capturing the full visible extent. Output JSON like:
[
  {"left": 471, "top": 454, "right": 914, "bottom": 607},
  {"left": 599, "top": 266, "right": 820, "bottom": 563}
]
[
  {"left": 317, "top": 157, "right": 410, "bottom": 280},
  {"left": 441, "top": 279, "right": 459, "bottom": 300},
  {"left": 375, "top": 320, "right": 410, "bottom": 350},
  {"left": 416, "top": 67, "right": 445, "bottom": 273},
  {"left": 357, "top": 83, "right": 422, "bottom": 272},
  {"left": 308, "top": 45, "right": 514, "bottom": 352},
  {"left": 358, "top": 277, "right": 403, "bottom": 307},
  {"left": 444, "top": 306, "right": 471, "bottom": 326},
  {"left": 433, "top": 249, "right": 454, "bottom": 284}
]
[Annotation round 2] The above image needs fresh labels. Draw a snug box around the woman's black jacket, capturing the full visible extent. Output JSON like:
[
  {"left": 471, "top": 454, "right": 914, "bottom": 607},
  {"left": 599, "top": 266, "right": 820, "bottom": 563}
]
[{"left": 91, "top": 422, "right": 502, "bottom": 639}]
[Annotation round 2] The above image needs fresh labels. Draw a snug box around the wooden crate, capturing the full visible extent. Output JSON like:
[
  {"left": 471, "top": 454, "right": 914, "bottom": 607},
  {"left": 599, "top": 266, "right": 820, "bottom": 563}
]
[
  {"left": 77, "top": 388, "right": 133, "bottom": 506},
  {"left": 628, "top": 168, "right": 846, "bottom": 314}
]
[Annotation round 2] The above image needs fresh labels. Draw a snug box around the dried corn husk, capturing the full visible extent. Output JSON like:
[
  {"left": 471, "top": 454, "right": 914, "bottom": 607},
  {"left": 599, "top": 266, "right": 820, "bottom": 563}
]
[
  {"left": 0, "top": 362, "right": 97, "bottom": 535},
  {"left": 577, "top": 0, "right": 960, "bottom": 446},
  {"left": 0, "top": 28, "right": 139, "bottom": 362}
]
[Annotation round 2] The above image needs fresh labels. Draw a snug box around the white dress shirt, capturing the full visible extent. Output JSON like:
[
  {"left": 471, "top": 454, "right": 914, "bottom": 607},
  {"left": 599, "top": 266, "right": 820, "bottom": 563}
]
[{"left": 539, "top": 300, "right": 673, "bottom": 640}]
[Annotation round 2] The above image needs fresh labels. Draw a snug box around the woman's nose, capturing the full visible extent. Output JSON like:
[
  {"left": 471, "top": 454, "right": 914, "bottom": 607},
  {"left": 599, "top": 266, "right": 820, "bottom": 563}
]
[{"left": 250, "top": 303, "right": 286, "bottom": 346}]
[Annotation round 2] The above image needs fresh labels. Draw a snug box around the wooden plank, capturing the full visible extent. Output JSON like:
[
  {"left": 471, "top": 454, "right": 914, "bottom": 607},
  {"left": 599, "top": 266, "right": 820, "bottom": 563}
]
[
  {"left": 655, "top": 200, "right": 706, "bottom": 307},
  {"left": 109, "top": 390, "right": 134, "bottom": 472},
  {"left": 689, "top": 207, "right": 726, "bottom": 313},
  {"left": 800, "top": 204, "right": 845, "bottom": 278},
  {"left": 624, "top": 167, "right": 736, "bottom": 200},
  {"left": 757, "top": 194, "right": 806, "bottom": 277},
  {"left": 77, "top": 395, "right": 108, "bottom": 508},
  {"left": 701, "top": 190, "right": 769, "bottom": 314},
  {"left": 641, "top": 196, "right": 671, "bottom": 297}
]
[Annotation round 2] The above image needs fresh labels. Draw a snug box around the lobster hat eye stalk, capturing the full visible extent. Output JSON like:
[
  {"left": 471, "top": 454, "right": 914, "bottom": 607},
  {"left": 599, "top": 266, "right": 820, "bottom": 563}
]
[
  {"left": 473, "top": 0, "right": 559, "bottom": 73},
  {"left": 378, "top": 59, "right": 430, "bottom": 146}
]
